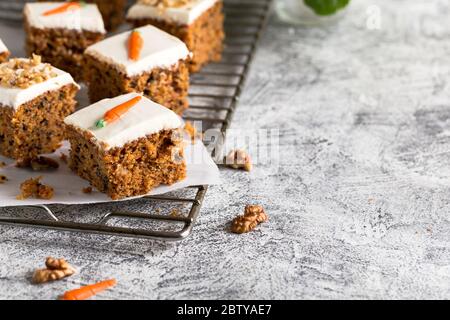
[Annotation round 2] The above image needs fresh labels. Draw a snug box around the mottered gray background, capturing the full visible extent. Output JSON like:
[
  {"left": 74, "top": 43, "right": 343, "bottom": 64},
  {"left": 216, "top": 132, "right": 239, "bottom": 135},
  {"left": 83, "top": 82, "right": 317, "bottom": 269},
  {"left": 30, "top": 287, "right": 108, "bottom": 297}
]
[{"left": 1, "top": 0, "right": 450, "bottom": 299}]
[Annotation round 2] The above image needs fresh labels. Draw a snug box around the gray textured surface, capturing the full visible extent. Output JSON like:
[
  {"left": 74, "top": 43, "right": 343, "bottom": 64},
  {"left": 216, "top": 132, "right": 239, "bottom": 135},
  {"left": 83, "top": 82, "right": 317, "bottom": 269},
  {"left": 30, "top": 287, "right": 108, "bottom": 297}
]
[{"left": 1, "top": 0, "right": 450, "bottom": 300}]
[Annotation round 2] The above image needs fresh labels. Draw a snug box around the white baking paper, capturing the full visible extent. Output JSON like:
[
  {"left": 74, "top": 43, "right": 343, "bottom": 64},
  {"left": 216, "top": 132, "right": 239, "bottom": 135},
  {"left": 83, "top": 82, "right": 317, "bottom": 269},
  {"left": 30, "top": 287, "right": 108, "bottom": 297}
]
[{"left": 0, "top": 139, "right": 220, "bottom": 207}]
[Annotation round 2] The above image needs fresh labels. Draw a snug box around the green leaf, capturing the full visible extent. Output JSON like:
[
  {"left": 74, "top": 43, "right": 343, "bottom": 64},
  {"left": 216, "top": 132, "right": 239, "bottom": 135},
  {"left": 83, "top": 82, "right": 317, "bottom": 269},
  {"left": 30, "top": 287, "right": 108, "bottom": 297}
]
[
  {"left": 95, "top": 119, "right": 107, "bottom": 129},
  {"left": 304, "top": 0, "right": 350, "bottom": 16}
]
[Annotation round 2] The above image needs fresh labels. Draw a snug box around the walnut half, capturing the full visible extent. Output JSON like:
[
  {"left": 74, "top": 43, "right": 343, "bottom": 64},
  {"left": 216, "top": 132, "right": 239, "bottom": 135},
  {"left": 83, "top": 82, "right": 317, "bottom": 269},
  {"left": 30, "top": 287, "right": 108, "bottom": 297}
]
[
  {"left": 231, "top": 205, "right": 268, "bottom": 234},
  {"left": 32, "top": 257, "right": 76, "bottom": 284}
]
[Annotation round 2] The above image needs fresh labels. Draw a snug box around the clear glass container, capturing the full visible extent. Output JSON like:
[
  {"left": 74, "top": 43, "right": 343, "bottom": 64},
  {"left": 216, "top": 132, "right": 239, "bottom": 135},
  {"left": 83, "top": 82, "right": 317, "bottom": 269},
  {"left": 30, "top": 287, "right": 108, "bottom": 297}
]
[{"left": 276, "top": 0, "right": 348, "bottom": 26}]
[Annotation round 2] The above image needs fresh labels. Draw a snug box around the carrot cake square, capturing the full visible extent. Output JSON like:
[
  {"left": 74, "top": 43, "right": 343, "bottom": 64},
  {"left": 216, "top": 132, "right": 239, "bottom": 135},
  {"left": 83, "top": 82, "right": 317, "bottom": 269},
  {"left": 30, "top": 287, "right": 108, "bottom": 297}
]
[
  {"left": 89, "top": 0, "right": 127, "bottom": 31},
  {"left": 39, "top": 0, "right": 127, "bottom": 31},
  {"left": 64, "top": 92, "right": 187, "bottom": 200},
  {"left": 127, "top": 0, "right": 224, "bottom": 72},
  {"left": 0, "top": 55, "right": 79, "bottom": 163},
  {"left": 24, "top": 2, "right": 106, "bottom": 81},
  {"left": 0, "top": 39, "right": 10, "bottom": 63},
  {"left": 84, "top": 25, "right": 190, "bottom": 115}
]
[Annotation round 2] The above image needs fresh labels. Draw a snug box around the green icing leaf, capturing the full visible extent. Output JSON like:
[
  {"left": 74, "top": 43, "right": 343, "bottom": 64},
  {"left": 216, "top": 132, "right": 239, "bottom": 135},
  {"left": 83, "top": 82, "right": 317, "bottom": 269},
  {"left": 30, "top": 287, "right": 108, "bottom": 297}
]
[
  {"left": 95, "top": 119, "right": 107, "bottom": 129},
  {"left": 304, "top": 0, "right": 350, "bottom": 16}
]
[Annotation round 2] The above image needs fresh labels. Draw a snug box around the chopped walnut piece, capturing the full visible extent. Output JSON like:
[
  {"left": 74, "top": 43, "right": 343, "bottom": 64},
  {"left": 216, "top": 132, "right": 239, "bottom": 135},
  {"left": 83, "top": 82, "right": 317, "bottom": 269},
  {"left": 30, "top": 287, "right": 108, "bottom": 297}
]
[
  {"left": 17, "top": 176, "right": 54, "bottom": 200},
  {"left": 231, "top": 205, "right": 268, "bottom": 234},
  {"left": 31, "top": 53, "right": 41, "bottom": 65},
  {"left": 225, "top": 149, "right": 253, "bottom": 172},
  {"left": 170, "top": 208, "right": 182, "bottom": 217},
  {"left": 82, "top": 187, "right": 93, "bottom": 194},
  {"left": 30, "top": 156, "right": 60, "bottom": 171},
  {"left": 138, "top": 0, "right": 191, "bottom": 9},
  {"left": 0, "top": 54, "right": 57, "bottom": 89},
  {"left": 0, "top": 175, "right": 7, "bottom": 184},
  {"left": 32, "top": 257, "right": 76, "bottom": 284}
]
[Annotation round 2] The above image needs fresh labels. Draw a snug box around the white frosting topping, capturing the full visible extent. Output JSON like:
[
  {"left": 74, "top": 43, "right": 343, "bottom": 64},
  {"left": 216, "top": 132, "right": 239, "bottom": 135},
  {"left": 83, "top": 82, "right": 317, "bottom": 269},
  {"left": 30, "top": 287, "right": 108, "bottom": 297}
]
[
  {"left": 24, "top": 2, "right": 106, "bottom": 33},
  {"left": 64, "top": 93, "right": 183, "bottom": 150},
  {"left": 0, "top": 39, "right": 8, "bottom": 54},
  {"left": 127, "top": 0, "right": 218, "bottom": 25},
  {"left": 85, "top": 25, "right": 190, "bottom": 77},
  {"left": 0, "top": 65, "right": 78, "bottom": 110}
]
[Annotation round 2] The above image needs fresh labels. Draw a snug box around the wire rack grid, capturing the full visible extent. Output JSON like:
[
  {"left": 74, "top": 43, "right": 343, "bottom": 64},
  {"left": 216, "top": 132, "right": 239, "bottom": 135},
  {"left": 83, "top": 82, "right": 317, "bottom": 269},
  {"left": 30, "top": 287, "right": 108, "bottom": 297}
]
[{"left": 0, "top": 0, "right": 273, "bottom": 241}]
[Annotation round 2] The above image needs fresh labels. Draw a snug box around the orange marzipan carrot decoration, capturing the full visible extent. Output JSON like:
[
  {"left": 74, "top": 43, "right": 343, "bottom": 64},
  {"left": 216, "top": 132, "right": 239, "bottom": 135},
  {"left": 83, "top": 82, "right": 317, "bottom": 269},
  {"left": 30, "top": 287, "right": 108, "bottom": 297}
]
[
  {"left": 42, "top": 2, "right": 83, "bottom": 16},
  {"left": 62, "top": 279, "right": 117, "bottom": 300},
  {"left": 96, "top": 96, "right": 142, "bottom": 128},
  {"left": 128, "top": 30, "right": 143, "bottom": 61}
]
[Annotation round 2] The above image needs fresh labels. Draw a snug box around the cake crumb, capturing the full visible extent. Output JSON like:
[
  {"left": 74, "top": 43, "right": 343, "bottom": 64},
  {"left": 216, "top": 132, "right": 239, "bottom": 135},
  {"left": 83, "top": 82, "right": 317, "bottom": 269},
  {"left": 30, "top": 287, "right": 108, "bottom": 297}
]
[
  {"left": 17, "top": 176, "right": 54, "bottom": 200},
  {"left": 0, "top": 161, "right": 6, "bottom": 168},
  {"left": 60, "top": 153, "right": 68, "bottom": 164},
  {"left": 225, "top": 149, "right": 253, "bottom": 172},
  {"left": 30, "top": 156, "right": 60, "bottom": 171},
  {"left": 170, "top": 208, "right": 182, "bottom": 217},
  {"left": 82, "top": 187, "right": 93, "bottom": 194},
  {"left": 0, "top": 175, "right": 8, "bottom": 184},
  {"left": 231, "top": 205, "right": 268, "bottom": 234},
  {"left": 32, "top": 257, "right": 76, "bottom": 284}
]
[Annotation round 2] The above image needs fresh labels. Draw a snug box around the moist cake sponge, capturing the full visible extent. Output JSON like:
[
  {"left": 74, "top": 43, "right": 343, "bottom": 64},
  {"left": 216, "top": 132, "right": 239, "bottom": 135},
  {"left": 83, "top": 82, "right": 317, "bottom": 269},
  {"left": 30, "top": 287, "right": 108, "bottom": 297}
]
[
  {"left": 0, "top": 55, "right": 79, "bottom": 163},
  {"left": 24, "top": 2, "right": 106, "bottom": 81},
  {"left": 84, "top": 25, "right": 191, "bottom": 115},
  {"left": 127, "top": 0, "right": 224, "bottom": 72},
  {"left": 64, "top": 93, "right": 187, "bottom": 200}
]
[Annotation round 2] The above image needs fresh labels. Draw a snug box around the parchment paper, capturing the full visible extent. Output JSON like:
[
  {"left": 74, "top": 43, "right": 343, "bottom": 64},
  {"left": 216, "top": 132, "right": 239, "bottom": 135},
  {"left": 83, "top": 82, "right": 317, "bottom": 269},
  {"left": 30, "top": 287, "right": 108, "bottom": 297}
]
[{"left": 0, "top": 139, "right": 220, "bottom": 207}]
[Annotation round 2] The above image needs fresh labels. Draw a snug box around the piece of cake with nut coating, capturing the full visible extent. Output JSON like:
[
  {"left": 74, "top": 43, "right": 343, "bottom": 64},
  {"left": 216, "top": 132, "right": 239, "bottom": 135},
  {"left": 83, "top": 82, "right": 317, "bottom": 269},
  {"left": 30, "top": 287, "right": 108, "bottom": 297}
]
[
  {"left": 127, "top": 0, "right": 224, "bottom": 72},
  {"left": 84, "top": 25, "right": 190, "bottom": 114},
  {"left": 24, "top": 2, "right": 106, "bottom": 81},
  {"left": 0, "top": 55, "right": 79, "bottom": 164},
  {"left": 0, "top": 39, "right": 10, "bottom": 63},
  {"left": 64, "top": 92, "right": 187, "bottom": 200}
]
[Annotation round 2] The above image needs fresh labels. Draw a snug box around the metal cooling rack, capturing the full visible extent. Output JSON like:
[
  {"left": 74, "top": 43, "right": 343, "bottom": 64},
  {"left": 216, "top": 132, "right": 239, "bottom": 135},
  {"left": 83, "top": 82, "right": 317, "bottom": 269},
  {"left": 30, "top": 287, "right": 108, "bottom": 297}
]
[{"left": 0, "top": 0, "right": 273, "bottom": 241}]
